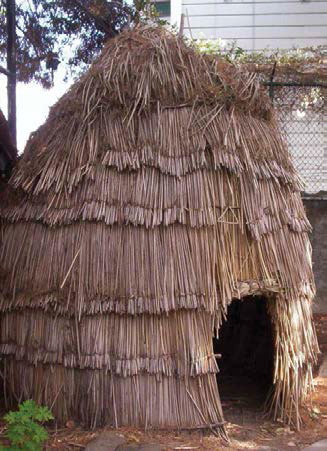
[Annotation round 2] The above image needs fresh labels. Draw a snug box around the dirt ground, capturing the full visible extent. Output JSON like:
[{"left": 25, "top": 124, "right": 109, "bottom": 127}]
[
  {"left": 45, "top": 376, "right": 326, "bottom": 450},
  {"left": 0, "top": 316, "right": 326, "bottom": 450}
]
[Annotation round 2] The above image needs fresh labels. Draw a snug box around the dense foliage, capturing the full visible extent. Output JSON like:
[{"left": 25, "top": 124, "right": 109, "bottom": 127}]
[
  {"left": 0, "top": 0, "right": 146, "bottom": 87},
  {"left": 191, "top": 33, "right": 325, "bottom": 65}
]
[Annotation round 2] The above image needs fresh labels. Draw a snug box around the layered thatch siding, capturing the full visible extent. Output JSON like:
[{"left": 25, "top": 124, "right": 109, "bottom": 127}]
[{"left": 0, "top": 27, "right": 319, "bottom": 435}]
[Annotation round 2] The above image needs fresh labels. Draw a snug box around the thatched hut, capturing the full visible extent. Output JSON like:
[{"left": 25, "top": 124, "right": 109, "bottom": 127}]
[{"left": 0, "top": 27, "right": 319, "bottom": 437}]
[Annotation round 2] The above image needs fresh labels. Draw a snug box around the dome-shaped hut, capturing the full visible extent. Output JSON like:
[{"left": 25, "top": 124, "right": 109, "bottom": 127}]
[{"left": 0, "top": 27, "right": 319, "bottom": 437}]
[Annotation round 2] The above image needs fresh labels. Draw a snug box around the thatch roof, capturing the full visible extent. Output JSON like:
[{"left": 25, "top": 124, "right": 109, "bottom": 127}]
[{"left": 0, "top": 27, "right": 318, "bottom": 436}]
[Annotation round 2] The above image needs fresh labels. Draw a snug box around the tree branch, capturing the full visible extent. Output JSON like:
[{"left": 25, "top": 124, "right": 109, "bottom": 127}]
[
  {"left": 70, "top": 0, "right": 113, "bottom": 35},
  {"left": 0, "top": 65, "right": 10, "bottom": 77}
]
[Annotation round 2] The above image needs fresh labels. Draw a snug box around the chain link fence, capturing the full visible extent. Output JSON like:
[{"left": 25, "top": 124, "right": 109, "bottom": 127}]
[{"left": 266, "top": 83, "right": 326, "bottom": 194}]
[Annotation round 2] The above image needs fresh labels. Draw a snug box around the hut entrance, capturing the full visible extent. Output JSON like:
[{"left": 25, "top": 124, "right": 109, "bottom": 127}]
[{"left": 213, "top": 296, "right": 275, "bottom": 423}]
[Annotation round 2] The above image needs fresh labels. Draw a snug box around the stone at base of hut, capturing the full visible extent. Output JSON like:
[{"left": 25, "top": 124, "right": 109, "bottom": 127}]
[
  {"left": 302, "top": 440, "right": 327, "bottom": 450},
  {"left": 116, "top": 445, "right": 162, "bottom": 451},
  {"left": 85, "top": 431, "right": 126, "bottom": 450},
  {"left": 255, "top": 446, "right": 277, "bottom": 451},
  {"left": 85, "top": 431, "right": 162, "bottom": 451}
]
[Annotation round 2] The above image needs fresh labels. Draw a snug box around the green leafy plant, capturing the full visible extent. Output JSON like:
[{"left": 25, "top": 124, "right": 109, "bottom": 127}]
[
  {"left": 0, "top": 400, "right": 54, "bottom": 451},
  {"left": 191, "top": 35, "right": 324, "bottom": 65}
]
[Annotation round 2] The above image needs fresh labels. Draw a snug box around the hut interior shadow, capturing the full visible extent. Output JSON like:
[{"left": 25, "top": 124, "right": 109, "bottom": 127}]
[{"left": 213, "top": 296, "right": 275, "bottom": 424}]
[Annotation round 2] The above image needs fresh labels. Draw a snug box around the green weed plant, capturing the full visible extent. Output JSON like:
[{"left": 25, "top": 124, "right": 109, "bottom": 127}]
[{"left": 0, "top": 400, "right": 53, "bottom": 450}]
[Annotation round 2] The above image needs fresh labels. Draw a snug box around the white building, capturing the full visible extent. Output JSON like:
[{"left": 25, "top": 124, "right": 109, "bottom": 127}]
[{"left": 154, "top": 0, "right": 327, "bottom": 51}]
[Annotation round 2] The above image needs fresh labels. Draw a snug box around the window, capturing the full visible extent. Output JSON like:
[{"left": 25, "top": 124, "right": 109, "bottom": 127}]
[{"left": 153, "top": 1, "right": 171, "bottom": 17}]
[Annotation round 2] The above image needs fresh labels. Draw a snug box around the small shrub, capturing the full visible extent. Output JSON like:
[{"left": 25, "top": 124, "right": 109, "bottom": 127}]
[{"left": 0, "top": 400, "right": 54, "bottom": 450}]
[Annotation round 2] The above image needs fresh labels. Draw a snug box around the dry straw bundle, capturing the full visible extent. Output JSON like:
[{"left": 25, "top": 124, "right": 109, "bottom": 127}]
[{"left": 0, "top": 26, "right": 318, "bottom": 437}]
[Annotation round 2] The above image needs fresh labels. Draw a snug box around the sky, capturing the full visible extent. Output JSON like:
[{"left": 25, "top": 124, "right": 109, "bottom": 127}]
[{"left": 0, "top": 68, "right": 72, "bottom": 153}]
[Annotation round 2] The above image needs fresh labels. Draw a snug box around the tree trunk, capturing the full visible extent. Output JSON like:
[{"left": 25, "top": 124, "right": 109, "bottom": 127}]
[{"left": 6, "top": 0, "right": 16, "bottom": 147}]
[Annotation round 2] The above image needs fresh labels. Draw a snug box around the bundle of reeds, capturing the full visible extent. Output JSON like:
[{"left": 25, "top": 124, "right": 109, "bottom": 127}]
[{"left": 0, "top": 26, "right": 318, "bottom": 436}]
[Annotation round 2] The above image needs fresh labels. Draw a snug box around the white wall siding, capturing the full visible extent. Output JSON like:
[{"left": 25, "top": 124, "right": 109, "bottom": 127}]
[{"left": 177, "top": 0, "right": 327, "bottom": 50}]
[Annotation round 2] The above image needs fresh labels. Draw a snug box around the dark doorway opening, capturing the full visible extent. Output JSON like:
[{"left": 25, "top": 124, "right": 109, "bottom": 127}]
[{"left": 213, "top": 296, "right": 275, "bottom": 423}]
